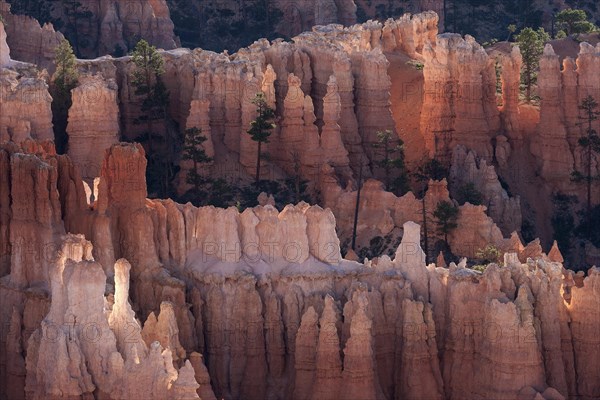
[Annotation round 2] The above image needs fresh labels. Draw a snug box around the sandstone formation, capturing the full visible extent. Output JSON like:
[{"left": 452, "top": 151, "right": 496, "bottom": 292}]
[
  {"left": 0, "top": 26, "right": 54, "bottom": 142},
  {"left": 3, "top": 6, "right": 600, "bottom": 400},
  {"left": 1, "top": 139, "right": 600, "bottom": 400},
  {"left": 450, "top": 145, "right": 521, "bottom": 235},
  {"left": 0, "top": 19, "right": 9, "bottom": 66},
  {"left": 499, "top": 45, "right": 522, "bottom": 140},
  {"left": 24, "top": 236, "right": 200, "bottom": 399},
  {"left": 3, "top": 0, "right": 177, "bottom": 59},
  {"left": 67, "top": 74, "right": 120, "bottom": 183},
  {"left": 421, "top": 33, "right": 499, "bottom": 162},
  {"left": 526, "top": 42, "right": 600, "bottom": 195},
  {"left": 530, "top": 44, "right": 574, "bottom": 185},
  {"left": 0, "top": 1, "right": 64, "bottom": 71}
]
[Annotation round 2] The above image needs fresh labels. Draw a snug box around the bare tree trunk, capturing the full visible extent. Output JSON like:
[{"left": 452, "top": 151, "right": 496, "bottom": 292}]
[
  {"left": 587, "top": 114, "right": 592, "bottom": 217},
  {"left": 255, "top": 141, "right": 262, "bottom": 186},
  {"left": 351, "top": 165, "right": 363, "bottom": 251},
  {"left": 421, "top": 196, "right": 429, "bottom": 263}
]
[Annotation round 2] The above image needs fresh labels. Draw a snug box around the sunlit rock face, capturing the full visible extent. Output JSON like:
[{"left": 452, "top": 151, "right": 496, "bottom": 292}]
[
  {"left": 420, "top": 33, "right": 499, "bottom": 162},
  {"left": 0, "top": 142, "right": 597, "bottom": 400},
  {"left": 1, "top": 0, "right": 177, "bottom": 60},
  {"left": 0, "top": 25, "right": 54, "bottom": 143},
  {"left": 0, "top": 2, "right": 64, "bottom": 71},
  {"left": 0, "top": 20, "right": 9, "bottom": 66},
  {"left": 66, "top": 74, "right": 120, "bottom": 183},
  {"left": 2, "top": 3, "right": 600, "bottom": 399}
]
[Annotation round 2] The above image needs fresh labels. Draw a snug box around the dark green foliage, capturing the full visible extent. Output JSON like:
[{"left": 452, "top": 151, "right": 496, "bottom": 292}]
[
  {"left": 575, "top": 205, "right": 600, "bottom": 248},
  {"left": 50, "top": 38, "right": 79, "bottom": 154},
  {"left": 168, "top": 0, "right": 284, "bottom": 52},
  {"left": 456, "top": 182, "right": 483, "bottom": 205},
  {"left": 372, "top": 130, "right": 409, "bottom": 195},
  {"left": 236, "top": 178, "right": 310, "bottom": 211},
  {"left": 442, "top": 0, "right": 542, "bottom": 40},
  {"left": 130, "top": 39, "right": 173, "bottom": 198},
  {"left": 180, "top": 177, "right": 235, "bottom": 208},
  {"left": 60, "top": 0, "right": 93, "bottom": 56},
  {"left": 354, "top": 233, "right": 401, "bottom": 261},
  {"left": 179, "top": 127, "right": 239, "bottom": 208},
  {"left": 7, "top": 0, "right": 53, "bottom": 25},
  {"left": 413, "top": 158, "right": 449, "bottom": 193},
  {"left": 515, "top": 27, "right": 550, "bottom": 102},
  {"left": 357, "top": 236, "right": 385, "bottom": 261},
  {"left": 551, "top": 192, "right": 577, "bottom": 259},
  {"left": 521, "top": 218, "right": 536, "bottom": 243},
  {"left": 433, "top": 201, "right": 459, "bottom": 246},
  {"left": 247, "top": 93, "right": 276, "bottom": 185},
  {"left": 474, "top": 244, "right": 503, "bottom": 265},
  {"left": 556, "top": 8, "right": 596, "bottom": 36},
  {"left": 182, "top": 127, "right": 212, "bottom": 188},
  {"left": 571, "top": 95, "right": 600, "bottom": 217}
]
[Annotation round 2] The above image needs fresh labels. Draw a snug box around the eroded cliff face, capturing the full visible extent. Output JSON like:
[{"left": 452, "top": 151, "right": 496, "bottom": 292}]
[
  {"left": 0, "top": 23, "right": 54, "bottom": 143},
  {"left": 9, "top": 5, "right": 600, "bottom": 261},
  {"left": 66, "top": 74, "right": 120, "bottom": 183},
  {"left": 0, "top": 2, "right": 64, "bottom": 72},
  {"left": 169, "top": 0, "right": 442, "bottom": 52},
  {"left": 1, "top": 141, "right": 599, "bottom": 400},
  {"left": 3, "top": 10, "right": 600, "bottom": 397},
  {"left": 2, "top": 0, "right": 177, "bottom": 60}
]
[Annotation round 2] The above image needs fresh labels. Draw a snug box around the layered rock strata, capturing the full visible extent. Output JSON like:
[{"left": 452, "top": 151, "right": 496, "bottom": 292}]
[
  {"left": 0, "top": 24, "right": 54, "bottom": 142},
  {"left": 66, "top": 74, "right": 120, "bottom": 182},
  {"left": 0, "top": 2, "right": 64, "bottom": 71},
  {"left": 449, "top": 145, "right": 521, "bottom": 236},
  {"left": 1, "top": 140, "right": 599, "bottom": 400},
  {"left": 420, "top": 33, "right": 499, "bottom": 162}
]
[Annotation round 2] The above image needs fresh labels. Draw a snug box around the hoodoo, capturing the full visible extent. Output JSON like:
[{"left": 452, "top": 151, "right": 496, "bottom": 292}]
[{"left": 1, "top": 2, "right": 600, "bottom": 399}]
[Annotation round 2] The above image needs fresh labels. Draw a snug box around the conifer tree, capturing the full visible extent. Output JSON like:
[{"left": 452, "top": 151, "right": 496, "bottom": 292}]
[
  {"left": 571, "top": 95, "right": 600, "bottom": 218},
  {"left": 515, "top": 27, "right": 549, "bottom": 102},
  {"left": 247, "top": 93, "right": 275, "bottom": 186},
  {"left": 130, "top": 39, "right": 172, "bottom": 197},
  {"left": 51, "top": 38, "right": 79, "bottom": 154}
]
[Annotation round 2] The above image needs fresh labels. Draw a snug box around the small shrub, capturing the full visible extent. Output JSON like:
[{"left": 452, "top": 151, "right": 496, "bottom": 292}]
[
  {"left": 471, "top": 264, "right": 488, "bottom": 273},
  {"left": 475, "top": 244, "right": 503, "bottom": 265}
]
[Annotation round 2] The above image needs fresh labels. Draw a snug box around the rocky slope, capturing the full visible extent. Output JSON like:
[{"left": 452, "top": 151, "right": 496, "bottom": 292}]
[
  {"left": 4, "top": 6, "right": 600, "bottom": 257},
  {"left": 1, "top": 140, "right": 599, "bottom": 400},
  {"left": 2, "top": 0, "right": 178, "bottom": 59},
  {"left": 2, "top": 10, "right": 600, "bottom": 397}
]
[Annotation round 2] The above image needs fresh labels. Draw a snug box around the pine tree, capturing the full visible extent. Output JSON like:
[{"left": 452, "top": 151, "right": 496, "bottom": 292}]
[
  {"left": 433, "top": 201, "right": 459, "bottom": 247},
  {"left": 61, "top": 0, "right": 92, "bottom": 56},
  {"left": 372, "top": 129, "right": 409, "bottom": 195},
  {"left": 182, "top": 127, "right": 212, "bottom": 192},
  {"left": 571, "top": 95, "right": 600, "bottom": 218},
  {"left": 556, "top": 9, "right": 596, "bottom": 37},
  {"left": 130, "top": 39, "right": 171, "bottom": 197},
  {"left": 412, "top": 158, "right": 450, "bottom": 262},
  {"left": 51, "top": 38, "right": 79, "bottom": 154},
  {"left": 515, "top": 27, "right": 549, "bottom": 102},
  {"left": 247, "top": 92, "right": 275, "bottom": 186}
]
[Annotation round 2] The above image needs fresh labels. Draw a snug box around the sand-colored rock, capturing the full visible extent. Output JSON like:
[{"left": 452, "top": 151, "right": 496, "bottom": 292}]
[
  {"left": 24, "top": 235, "right": 200, "bottom": 399},
  {"left": 0, "top": 66, "right": 53, "bottom": 142},
  {"left": 499, "top": 46, "right": 522, "bottom": 140},
  {"left": 0, "top": 2, "right": 64, "bottom": 71},
  {"left": 67, "top": 74, "right": 120, "bottom": 182},
  {"left": 3, "top": 9, "right": 600, "bottom": 400},
  {"left": 0, "top": 20, "right": 9, "bottom": 67},
  {"left": 530, "top": 45, "right": 574, "bottom": 184},
  {"left": 421, "top": 33, "right": 498, "bottom": 162},
  {"left": 450, "top": 145, "right": 521, "bottom": 235}
]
